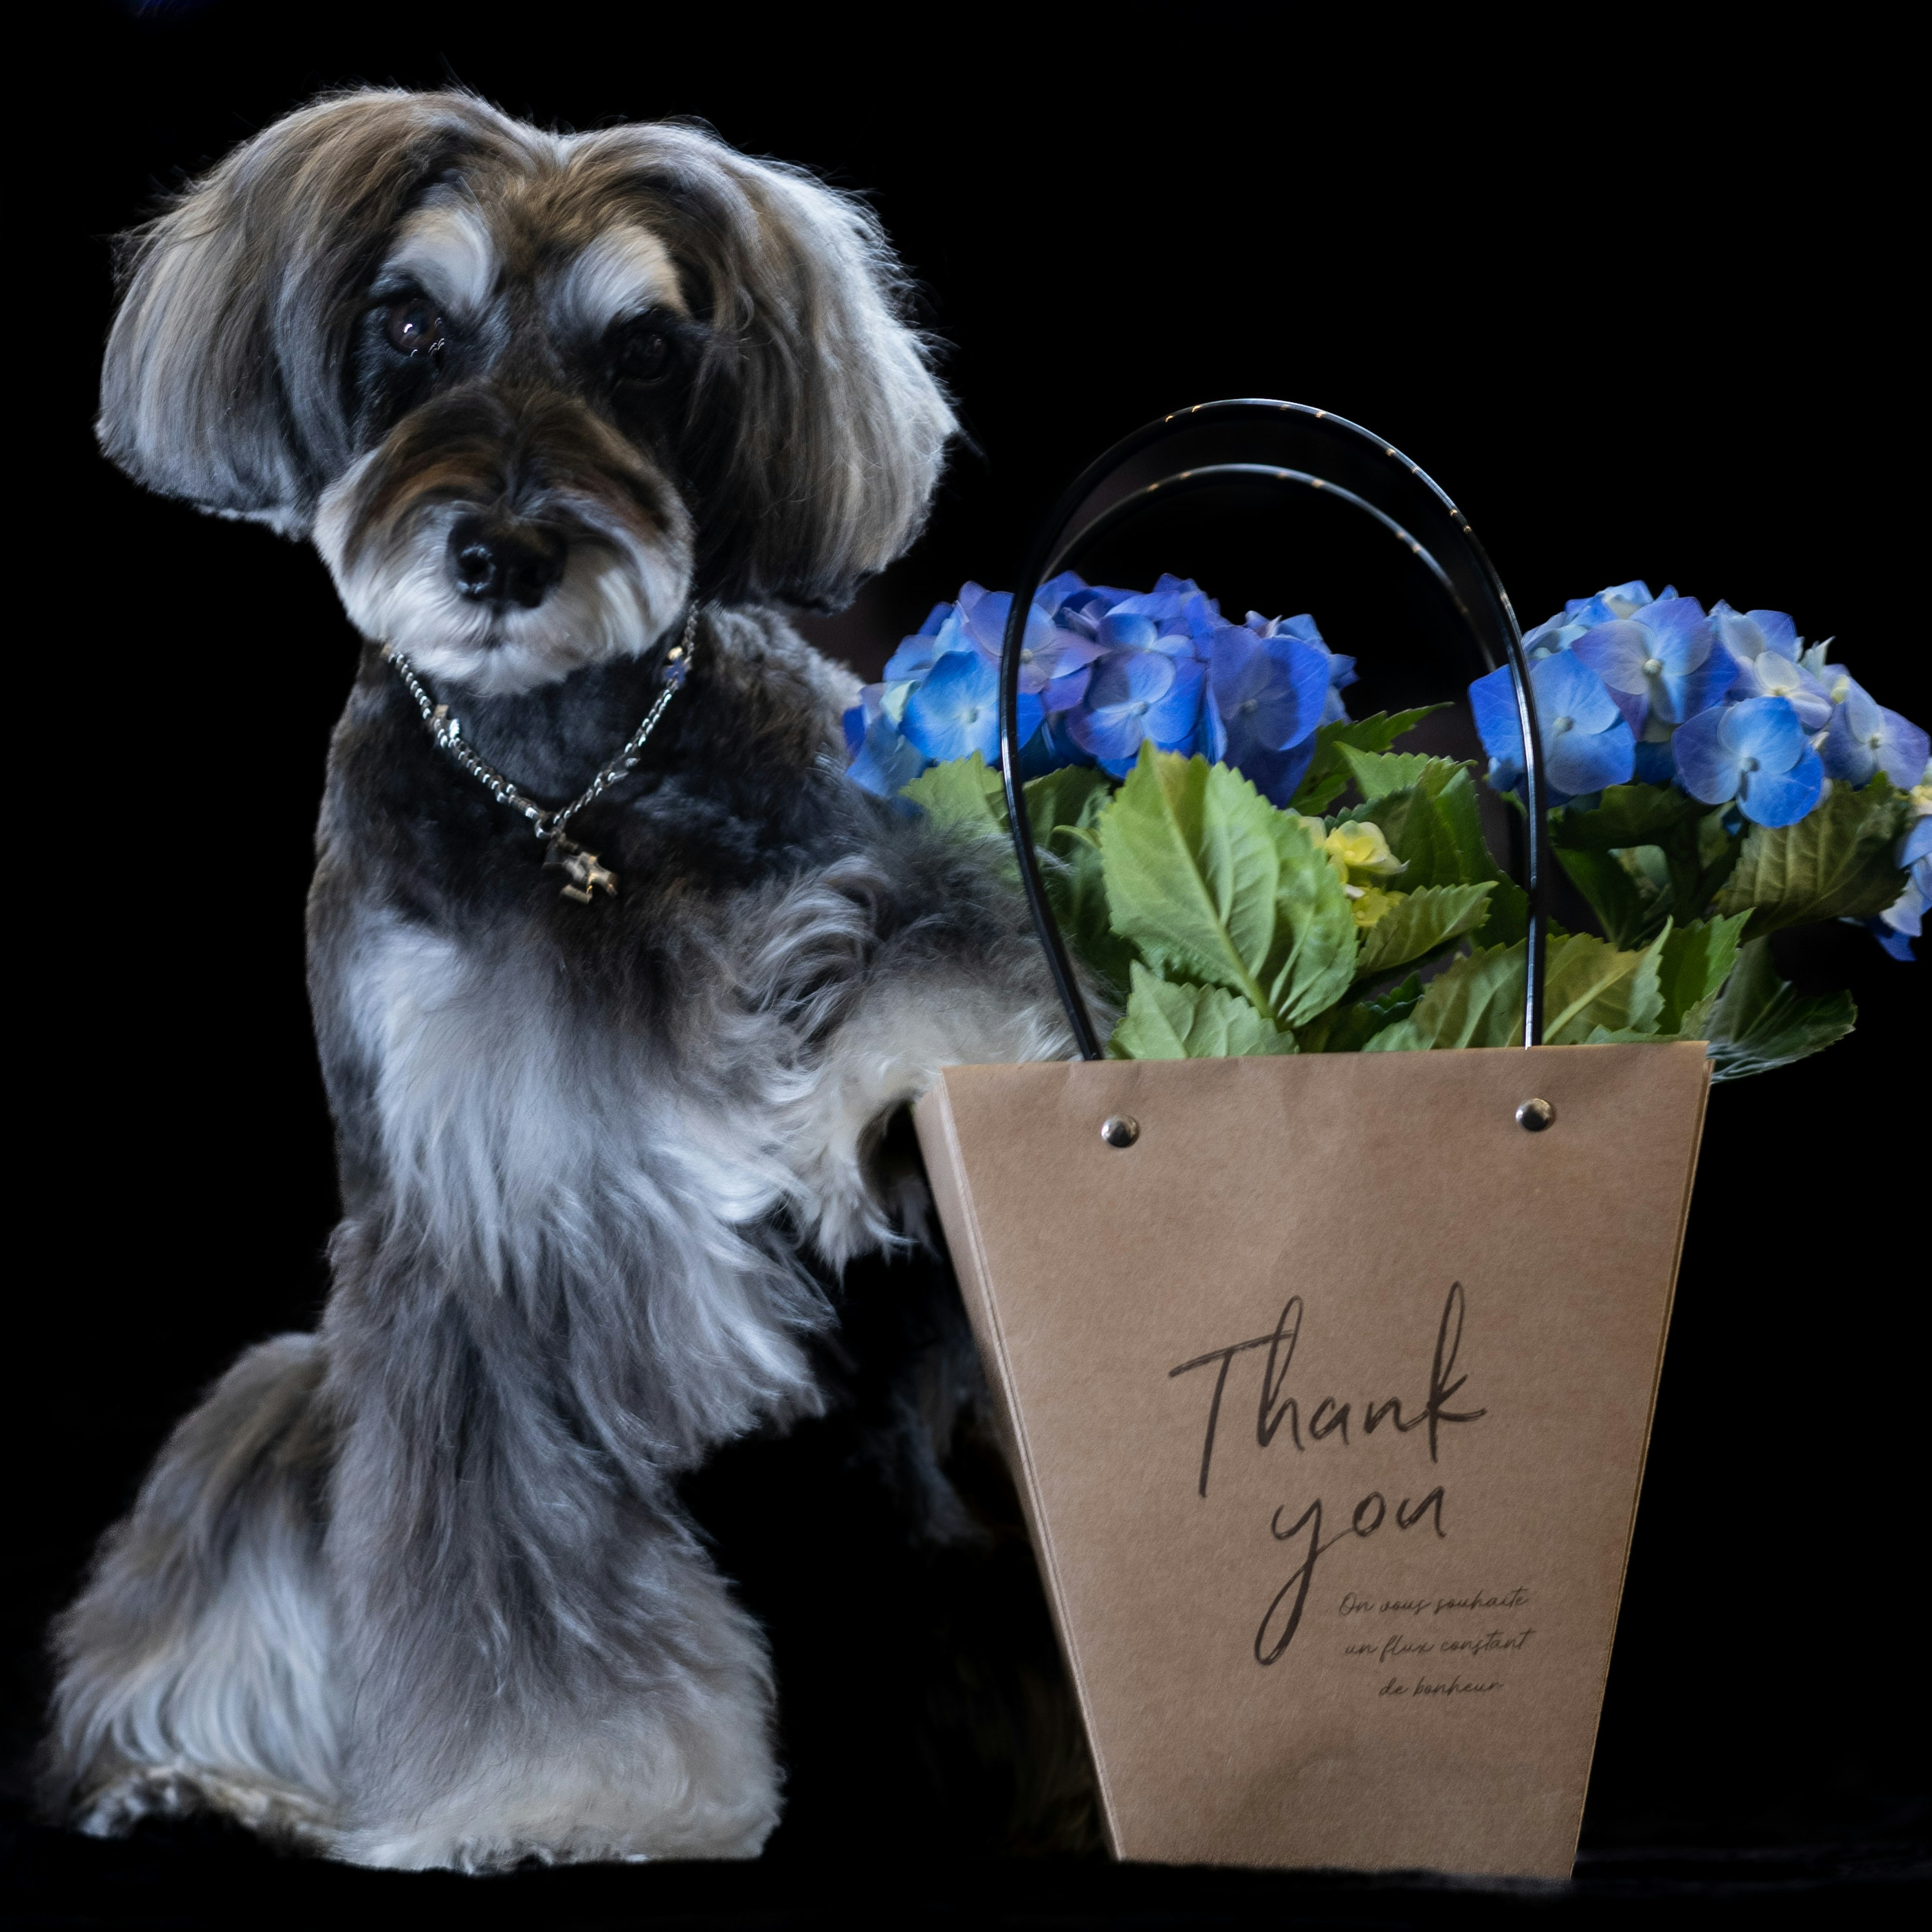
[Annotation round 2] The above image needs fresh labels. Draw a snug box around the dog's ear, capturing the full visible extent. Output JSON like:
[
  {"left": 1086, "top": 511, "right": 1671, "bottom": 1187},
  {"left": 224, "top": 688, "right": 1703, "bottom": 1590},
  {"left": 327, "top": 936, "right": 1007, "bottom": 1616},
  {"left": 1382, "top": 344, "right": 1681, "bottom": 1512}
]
[
  {"left": 98, "top": 89, "right": 523, "bottom": 536},
  {"left": 621, "top": 132, "right": 956, "bottom": 611}
]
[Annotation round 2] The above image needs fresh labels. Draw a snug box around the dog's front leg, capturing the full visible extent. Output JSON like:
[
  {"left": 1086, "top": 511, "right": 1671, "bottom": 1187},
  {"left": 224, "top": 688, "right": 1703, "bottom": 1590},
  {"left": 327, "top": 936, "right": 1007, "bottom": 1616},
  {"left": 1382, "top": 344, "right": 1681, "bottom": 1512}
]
[{"left": 318, "top": 1228, "right": 780, "bottom": 1872}]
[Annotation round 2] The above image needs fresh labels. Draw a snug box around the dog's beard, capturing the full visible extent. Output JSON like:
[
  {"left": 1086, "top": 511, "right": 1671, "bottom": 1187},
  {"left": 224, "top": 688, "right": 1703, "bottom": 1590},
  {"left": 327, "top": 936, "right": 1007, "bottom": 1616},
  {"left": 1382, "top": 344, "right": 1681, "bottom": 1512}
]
[{"left": 315, "top": 457, "right": 694, "bottom": 695}]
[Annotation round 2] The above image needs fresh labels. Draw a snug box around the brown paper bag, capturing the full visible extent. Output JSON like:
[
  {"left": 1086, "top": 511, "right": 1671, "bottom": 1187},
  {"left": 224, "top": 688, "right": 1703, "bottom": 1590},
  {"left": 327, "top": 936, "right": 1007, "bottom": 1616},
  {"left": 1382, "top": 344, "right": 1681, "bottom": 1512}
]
[
  {"left": 915, "top": 1042, "right": 1709, "bottom": 1877},
  {"left": 908, "top": 401, "right": 1716, "bottom": 1876}
]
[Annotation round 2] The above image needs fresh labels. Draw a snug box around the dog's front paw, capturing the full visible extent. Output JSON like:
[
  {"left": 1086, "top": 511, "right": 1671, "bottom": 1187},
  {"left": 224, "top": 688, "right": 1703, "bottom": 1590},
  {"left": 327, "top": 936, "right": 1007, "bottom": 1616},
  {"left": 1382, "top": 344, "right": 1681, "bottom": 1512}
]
[
  {"left": 333, "top": 1716, "right": 781, "bottom": 1871},
  {"left": 336, "top": 1798, "right": 776, "bottom": 1872},
  {"left": 75, "top": 1761, "right": 338, "bottom": 1849}
]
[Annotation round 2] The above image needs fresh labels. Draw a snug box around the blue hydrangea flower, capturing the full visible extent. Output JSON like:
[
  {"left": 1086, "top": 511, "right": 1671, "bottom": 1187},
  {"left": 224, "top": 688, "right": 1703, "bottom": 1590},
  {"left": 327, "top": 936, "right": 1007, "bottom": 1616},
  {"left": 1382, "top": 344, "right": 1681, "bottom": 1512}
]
[
  {"left": 881, "top": 603, "right": 964, "bottom": 683},
  {"left": 1245, "top": 611, "right": 1356, "bottom": 725},
  {"left": 1068, "top": 649, "right": 1206, "bottom": 775},
  {"left": 1564, "top": 580, "right": 1662, "bottom": 626},
  {"left": 900, "top": 648, "right": 1042, "bottom": 765},
  {"left": 1091, "top": 593, "right": 1200, "bottom": 661},
  {"left": 1821, "top": 678, "right": 1930, "bottom": 789},
  {"left": 1862, "top": 813, "right": 1929, "bottom": 960},
  {"left": 1673, "top": 695, "right": 1823, "bottom": 826},
  {"left": 1202, "top": 624, "right": 1330, "bottom": 804},
  {"left": 1713, "top": 602, "right": 1832, "bottom": 729},
  {"left": 1711, "top": 602, "right": 1798, "bottom": 664},
  {"left": 1801, "top": 642, "right": 1859, "bottom": 700},
  {"left": 952, "top": 583, "right": 1104, "bottom": 694},
  {"left": 1858, "top": 814, "right": 1928, "bottom": 959},
  {"left": 1521, "top": 612, "right": 1592, "bottom": 660},
  {"left": 843, "top": 684, "right": 926, "bottom": 800},
  {"left": 1571, "top": 595, "right": 1738, "bottom": 736},
  {"left": 1469, "top": 650, "right": 1636, "bottom": 801}
]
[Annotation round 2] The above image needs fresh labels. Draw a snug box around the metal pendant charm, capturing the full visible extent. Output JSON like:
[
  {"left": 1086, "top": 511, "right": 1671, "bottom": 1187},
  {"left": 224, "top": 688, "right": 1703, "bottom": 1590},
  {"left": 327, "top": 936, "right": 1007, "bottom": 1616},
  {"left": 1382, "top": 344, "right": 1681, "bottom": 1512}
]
[{"left": 545, "top": 834, "right": 618, "bottom": 904}]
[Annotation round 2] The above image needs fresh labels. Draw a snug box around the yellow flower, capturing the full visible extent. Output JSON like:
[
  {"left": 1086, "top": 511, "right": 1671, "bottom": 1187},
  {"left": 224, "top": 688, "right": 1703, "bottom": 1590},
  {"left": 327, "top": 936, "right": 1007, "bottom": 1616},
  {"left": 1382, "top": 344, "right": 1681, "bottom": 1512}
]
[
  {"left": 1323, "top": 821, "right": 1406, "bottom": 880},
  {"left": 1297, "top": 815, "right": 1408, "bottom": 893},
  {"left": 1351, "top": 886, "right": 1404, "bottom": 931}
]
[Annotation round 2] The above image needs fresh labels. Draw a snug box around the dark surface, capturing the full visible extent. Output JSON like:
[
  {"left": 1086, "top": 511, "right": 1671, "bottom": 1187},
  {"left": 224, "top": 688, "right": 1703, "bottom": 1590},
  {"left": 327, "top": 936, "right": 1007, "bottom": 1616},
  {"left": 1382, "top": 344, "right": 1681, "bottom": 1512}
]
[{"left": 9, "top": 4, "right": 1926, "bottom": 1924}]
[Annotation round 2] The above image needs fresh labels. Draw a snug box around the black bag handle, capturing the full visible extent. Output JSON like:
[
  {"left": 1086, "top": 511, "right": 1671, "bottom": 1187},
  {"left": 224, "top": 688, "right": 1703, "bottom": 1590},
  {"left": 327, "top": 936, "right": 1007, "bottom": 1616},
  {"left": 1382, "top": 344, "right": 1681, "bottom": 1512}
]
[{"left": 997, "top": 398, "right": 1549, "bottom": 1059}]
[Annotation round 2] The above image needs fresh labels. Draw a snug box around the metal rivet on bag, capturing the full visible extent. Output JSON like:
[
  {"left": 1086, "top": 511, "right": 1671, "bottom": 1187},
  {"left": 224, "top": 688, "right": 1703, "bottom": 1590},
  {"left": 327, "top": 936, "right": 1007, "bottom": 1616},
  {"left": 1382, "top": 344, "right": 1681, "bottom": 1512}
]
[
  {"left": 1516, "top": 1098, "right": 1556, "bottom": 1132},
  {"left": 1100, "top": 1115, "right": 1140, "bottom": 1149}
]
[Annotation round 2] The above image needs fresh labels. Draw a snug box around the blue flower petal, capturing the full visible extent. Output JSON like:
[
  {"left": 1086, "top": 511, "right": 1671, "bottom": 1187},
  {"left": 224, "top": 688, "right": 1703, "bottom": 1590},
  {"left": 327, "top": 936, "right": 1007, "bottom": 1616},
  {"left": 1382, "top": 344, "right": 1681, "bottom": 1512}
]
[
  {"left": 1572, "top": 620, "right": 1652, "bottom": 696},
  {"left": 1657, "top": 641, "right": 1738, "bottom": 727},
  {"left": 1070, "top": 651, "right": 1177, "bottom": 762},
  {"left": 1096, "top": 611, "right": 1160, "bottom": 654},
  {"left": 1145, "top": 657, "right": 1206, "bottom": 748},
  {"left": 847, "top": 708, "right": 928, "bottom": 799},
  {"left": 1546, "top": 711, "right": 1636, "bottom": 797},
  {"left": 900, "top": 649, "right": 1037, "bottom": 764},
  {"left": 1565, "top": 581, "right": 1654, "bottom": 623},
  {"left": 1643, "top": 598, "right": 1714, "bottom": 676},
  {"left": 1877, "top": 709, "right": 1930, "bottom": 788},
  {"left": 1713, "top": 603, "right": 1799, "bottom": 664},
  {"left": 1235, "top": 732, "right": 1320, "bottom": 807},
  {"left": 1672, "top": 705, "right": 1739, "bottom": 805},
  {"left": 1720, "top": 695, "right": 1807, "bottom": 774},
  {"left": 1042, "top": 664, "right": 1093, "bottom": 713},
  {"left": 1469, "top": 664, "right": 1525, "bottom": 784},
  {"left": 1535, "top": 649, "right": 1621, "bottom": 735},
  {"left": 884, "top": 606, "right": 968, "bottom": 682},
  {"left": 1737, "top": 742, "right": 1823, "bottom": 827}
]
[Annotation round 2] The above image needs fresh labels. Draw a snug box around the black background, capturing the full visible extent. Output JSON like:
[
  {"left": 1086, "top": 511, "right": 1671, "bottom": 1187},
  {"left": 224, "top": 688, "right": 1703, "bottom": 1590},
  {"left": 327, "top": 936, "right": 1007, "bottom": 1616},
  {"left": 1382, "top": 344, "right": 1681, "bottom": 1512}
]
[{"left": 8, "top": 4, "right": 1925, "bottom": 1925}]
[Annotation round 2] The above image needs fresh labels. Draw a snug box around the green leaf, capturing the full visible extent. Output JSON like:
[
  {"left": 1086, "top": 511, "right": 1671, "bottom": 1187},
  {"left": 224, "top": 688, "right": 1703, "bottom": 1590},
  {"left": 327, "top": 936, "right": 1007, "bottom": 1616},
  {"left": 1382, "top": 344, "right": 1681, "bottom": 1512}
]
[
  {"left": 1703, "top": 936, "right": 1857, "bottom": 1080},
  {"left": 1098, "top": 747, "right": 1285, "bottom": 1016},
  {"left": 1554, "top": 844, "right": 1669, "bottom": 950},
  {"left": 1654, "top": 912, "right": 1750, "bottom": 1034},
  {"left": 900, "top": 752, "right": 1005, "bottom": 834},
  {"left": 1018, "top": 765, "right": 1135, "bottom": 995},
  {"left": 1363, "top": 943, "right": 1526, "bottom": 1050},
  {"left": 1262, "top": 811, "right": 1360, "bottom": 1027},
  {"left": 1550, "top": 782, "right": 1703, "bottom": 852},
  {"left": 1688, "top": 806, "right": 1744, "bottom": 913},
  {"left": 1544, "top": 927, "right": 1666, "bottom": 1042},
  {"left": 1715, "top": 775, "right": 1910, "bottom": 938},
  {"left": 1367, "top": 929, "right": 1668, "bottom": 1051},
  {"left": 1552, "top": 786, "right": 1743, "bottom": 931},
  {"left": 1353, "top": 882, "right": 1495, "bottom": 979},
  {"left": 1301, "top": 972, "right": 1425, "bottom": 1053},
  {"left": 1045, "top": 827, "right": 1137, "bottom": 1002},
  {"left": 1289, "top": 707, "right": 1446, "bottom": 815},
  {"left": 1333, "top": 746, "right": 1465, "bottom": 803},
  {"left": 1109, "top": 963, "right": 1296, "bottom": 1059},
  {"left": 1025, "top": 764, "right": 1114, "bottom": 845}
]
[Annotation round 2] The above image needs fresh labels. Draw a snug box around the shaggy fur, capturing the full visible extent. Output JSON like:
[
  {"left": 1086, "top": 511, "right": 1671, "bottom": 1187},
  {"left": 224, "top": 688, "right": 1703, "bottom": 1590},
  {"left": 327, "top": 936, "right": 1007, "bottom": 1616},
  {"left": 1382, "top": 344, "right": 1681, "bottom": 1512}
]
[{"left": 48, "top": 89, "right": 1092, "bottom": 1870}]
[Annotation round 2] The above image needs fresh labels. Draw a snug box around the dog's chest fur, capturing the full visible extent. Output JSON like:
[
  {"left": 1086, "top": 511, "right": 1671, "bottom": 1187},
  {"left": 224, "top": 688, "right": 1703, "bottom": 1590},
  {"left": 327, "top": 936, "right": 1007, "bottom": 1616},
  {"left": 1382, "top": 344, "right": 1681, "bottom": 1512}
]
[{"left": 305, "top": 604, "right": 1055, "bottom": 1468}]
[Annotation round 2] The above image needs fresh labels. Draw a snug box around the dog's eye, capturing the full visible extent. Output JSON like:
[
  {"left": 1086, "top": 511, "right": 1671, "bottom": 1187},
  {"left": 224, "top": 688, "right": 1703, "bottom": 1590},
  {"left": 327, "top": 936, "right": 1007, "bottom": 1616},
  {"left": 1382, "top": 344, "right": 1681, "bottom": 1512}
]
[
  {"left": 615, "top": 326, "right": 672, "bottom": 384},
  {"left": 382, "top": 298, "right": 446, "bottom": 357}
]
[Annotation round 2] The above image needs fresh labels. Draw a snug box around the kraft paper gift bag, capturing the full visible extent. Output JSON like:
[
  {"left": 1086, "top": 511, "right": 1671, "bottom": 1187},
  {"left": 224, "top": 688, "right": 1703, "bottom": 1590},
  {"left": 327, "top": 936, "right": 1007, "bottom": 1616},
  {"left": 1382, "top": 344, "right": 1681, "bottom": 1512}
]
[
  {"left": 911, "top": 403, "right": 1711, "bottom": 1879},
  {"left": 915, "top": 1044, "right": 1707, "bottom": 1877}
]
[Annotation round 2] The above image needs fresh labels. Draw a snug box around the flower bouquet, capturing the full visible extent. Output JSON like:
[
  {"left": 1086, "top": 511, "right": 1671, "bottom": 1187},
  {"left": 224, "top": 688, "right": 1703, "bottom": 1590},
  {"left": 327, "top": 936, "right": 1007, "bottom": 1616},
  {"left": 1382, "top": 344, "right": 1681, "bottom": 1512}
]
[
  {"left": 893, "top": 398, "right": 1921, "bottom": 1881},
  {"left": 848, "top": 575, "right": 1925, "bottom": 1071}
]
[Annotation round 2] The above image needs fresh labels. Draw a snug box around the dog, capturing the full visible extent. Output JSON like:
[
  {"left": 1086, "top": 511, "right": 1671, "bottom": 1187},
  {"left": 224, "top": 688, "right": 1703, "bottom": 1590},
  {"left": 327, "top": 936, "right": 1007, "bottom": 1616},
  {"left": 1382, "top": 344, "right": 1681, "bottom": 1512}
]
[{"left": 46, "top": 88, "right": 1092, "bottom": 1871}]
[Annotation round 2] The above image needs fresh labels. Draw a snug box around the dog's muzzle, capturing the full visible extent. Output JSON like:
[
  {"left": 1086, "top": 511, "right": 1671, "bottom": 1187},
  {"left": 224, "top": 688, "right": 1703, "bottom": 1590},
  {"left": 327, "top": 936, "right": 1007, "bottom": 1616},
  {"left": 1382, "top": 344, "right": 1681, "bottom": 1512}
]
[{"left": 449, "top": 514, "right": 568, "bottom": 609}]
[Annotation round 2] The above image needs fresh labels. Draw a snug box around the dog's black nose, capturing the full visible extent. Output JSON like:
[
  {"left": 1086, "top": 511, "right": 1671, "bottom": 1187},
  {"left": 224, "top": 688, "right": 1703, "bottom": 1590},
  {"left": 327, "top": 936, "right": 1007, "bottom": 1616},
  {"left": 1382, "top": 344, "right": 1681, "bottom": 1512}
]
[{"left": 449, "top": 518, "right": 567, "bottom": 609}]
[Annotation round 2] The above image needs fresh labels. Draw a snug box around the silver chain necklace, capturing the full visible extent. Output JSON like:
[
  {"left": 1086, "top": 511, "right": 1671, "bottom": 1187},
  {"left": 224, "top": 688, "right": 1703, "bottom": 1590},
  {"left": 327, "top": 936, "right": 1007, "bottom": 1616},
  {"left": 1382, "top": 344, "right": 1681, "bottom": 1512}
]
[{"left": 381, "top": 606, "right": 699, "bottom": 903}]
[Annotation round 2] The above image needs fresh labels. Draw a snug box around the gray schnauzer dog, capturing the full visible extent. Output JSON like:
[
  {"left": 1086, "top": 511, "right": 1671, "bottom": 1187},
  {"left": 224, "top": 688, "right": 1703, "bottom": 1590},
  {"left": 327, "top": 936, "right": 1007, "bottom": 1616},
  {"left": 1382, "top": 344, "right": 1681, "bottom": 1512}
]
[{"left": 47, "top": 89, "right": 1085, "bottom": 1870}]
